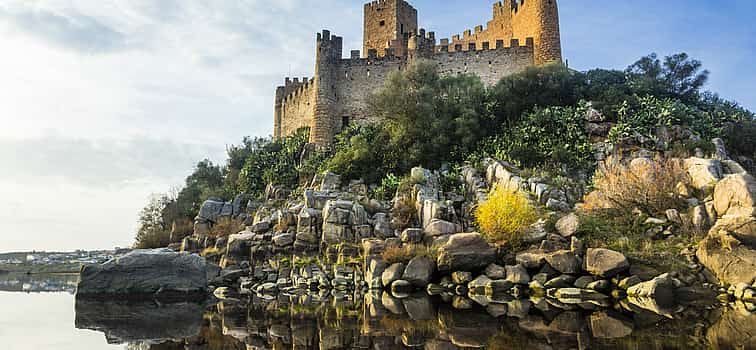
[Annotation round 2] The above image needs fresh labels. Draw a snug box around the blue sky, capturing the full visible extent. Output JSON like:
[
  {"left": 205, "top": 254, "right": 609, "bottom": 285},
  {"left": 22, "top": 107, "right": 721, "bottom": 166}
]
[{"left": 0, "top": 0, "right": 753, "bottom": 251}]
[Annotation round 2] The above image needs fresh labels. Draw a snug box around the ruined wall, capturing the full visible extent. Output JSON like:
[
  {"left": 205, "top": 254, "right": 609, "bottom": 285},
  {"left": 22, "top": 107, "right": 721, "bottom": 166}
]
[
  {"left": 363, "top": 0, "right": 418, "bottom": 57},
  {"left": 277, "top": 79, "right": 316, "bottom": 138}
]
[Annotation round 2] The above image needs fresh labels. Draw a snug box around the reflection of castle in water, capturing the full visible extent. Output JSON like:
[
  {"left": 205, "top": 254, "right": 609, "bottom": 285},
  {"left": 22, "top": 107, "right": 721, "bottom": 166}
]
[
  {"left": 74, "top": 292, "right": 755, "bottom": 350},
  {"left": 0, "top": 273, "right": 78, "bottom": 294}
]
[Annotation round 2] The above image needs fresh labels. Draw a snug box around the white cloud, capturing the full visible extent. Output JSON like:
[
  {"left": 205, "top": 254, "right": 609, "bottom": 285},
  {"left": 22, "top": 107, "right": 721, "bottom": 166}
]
[{"left": 0, "top": 0, "right": 362, "bottom": 251}]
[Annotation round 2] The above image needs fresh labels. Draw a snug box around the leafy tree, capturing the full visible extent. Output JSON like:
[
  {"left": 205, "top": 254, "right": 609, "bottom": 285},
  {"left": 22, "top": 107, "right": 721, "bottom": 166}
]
[
  {"left": 626, "top": 53, "right": 709, "bottom": 103},
  {"left": 490, "top": 63, "right": 585, "bottom": 127},
  {"left": 325, "top": 124, "right": 397, "bottom": 184},
  {"left": 369, "top": 60, "right": 491, "bottom": 171},
  {"left": 135, "top": 195, "right": 171, "bottom": 249},
  {"left": 236, "top": 128, "right": 311, "bottom": 196}
]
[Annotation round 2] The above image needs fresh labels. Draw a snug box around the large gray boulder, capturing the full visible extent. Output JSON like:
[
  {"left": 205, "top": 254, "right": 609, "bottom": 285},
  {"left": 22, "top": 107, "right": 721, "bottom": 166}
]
[
  {"left": 436, "top": 233, "right": 497, "bottom": 273},
  {"left": 197, "top": 198, "right": 226, "bottom": 223},
  {"left": 584, "top": 248, "right": 629, "bottom": 278},
  {"left": 402, "top": 256, "right": 435, "bottom": 288},
  {"left": 77, "top": 249, "right": 207, "bottom": 300}
]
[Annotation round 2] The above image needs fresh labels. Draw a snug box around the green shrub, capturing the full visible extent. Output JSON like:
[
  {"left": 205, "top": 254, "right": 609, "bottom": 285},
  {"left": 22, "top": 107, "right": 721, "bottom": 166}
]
[
  {"left": 237, "top": 127, "right": 310, "bottom": 196},
  {"left": 471, "top": 105, "right": 594, "bottom": 171},
  {"left": 373, "top": 173, "right": 401, "bottom": 201}
]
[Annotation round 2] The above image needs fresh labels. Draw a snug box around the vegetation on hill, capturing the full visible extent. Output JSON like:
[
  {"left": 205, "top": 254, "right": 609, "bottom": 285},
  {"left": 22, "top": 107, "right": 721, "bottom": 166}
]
[{"left": 134, "top": 52, "right": 754, "bottom": 248}]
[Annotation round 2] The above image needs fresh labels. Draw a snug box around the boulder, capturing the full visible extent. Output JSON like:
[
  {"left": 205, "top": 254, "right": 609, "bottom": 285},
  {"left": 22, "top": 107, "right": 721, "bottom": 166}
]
[
  {"left": 544, "top": 250, "right": 581, "bottom": 274},
  {"left": 584, "top": 248, "right": 630, "bottom": 278},
  {"left": 197, "top": 199, "right": 226, "bottom": 223},
  {"left": 468, "top": 275, "right": 492, "bottom": 294},
  {"left": 403, "top": 256, "right": 435, "bottom": 288},
  {"left": 77, "top": 249, "right": 207, "bottom": 300},
  {"left": 713, "top": 174, "right": 756, "bottom": 217},
  {"left": 320, "top": 171, "right": 341, "bottom": 191},
  {"left": 373, "top": 213, "right": 393, "bottom": 239},
  {"left": 484, "top": 264, "right": 507, "bottom": 280},
  {"left": 452, "top": 271, "right": 474, "bottom": 285},
  {"left": 382, "top": 263, "right": 405, "bottom": 287},
  {"left": 436, "top": 233, "right": 496, "bottom": 273},
  {"left": 626, "top": 274, "right": 677, "bottom": 301},
  {"left": 505, "top": 264, "right": 530, "bottom": 285},
  {"left": 555, "top": 213, "right": 580, "bottom": 237},
  {"left": 697, "top": 217, "right": 756, "bottom": 285},
  {"left": 684, "top": 157, "right": 723, "bottom": 191},
  {"left": 391, "top": 280, "right": 413, "bottom": 295},
  {"left": 401, "top": 228, "right": 424, "bottom": 244},
  {"left": 425, "top": 219, "right": 459, "bottom": 237},
  {"left": 272, "top": 232, "right": 295, "bottom": 247}
]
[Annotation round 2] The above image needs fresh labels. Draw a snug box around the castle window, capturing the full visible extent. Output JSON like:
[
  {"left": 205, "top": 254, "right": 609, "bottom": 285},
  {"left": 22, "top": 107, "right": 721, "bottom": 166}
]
[
  {"left": 400, "top": 23, "right": 404, "bottom": 33},
  {"left": 379, "top": 20, "right": 385, "bottom": 27}
]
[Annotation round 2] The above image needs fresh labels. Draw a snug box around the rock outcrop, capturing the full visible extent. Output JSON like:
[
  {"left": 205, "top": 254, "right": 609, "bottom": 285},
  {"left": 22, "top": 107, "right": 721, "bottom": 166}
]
[{"left": 77, "top": 249, "right": 208, "bottom": 300}]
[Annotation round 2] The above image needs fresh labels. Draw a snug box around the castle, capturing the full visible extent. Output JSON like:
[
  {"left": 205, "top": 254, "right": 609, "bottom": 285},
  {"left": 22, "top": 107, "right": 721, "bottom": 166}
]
[{"left": 273, "top": 0, "right": 562, "bottom": 147}]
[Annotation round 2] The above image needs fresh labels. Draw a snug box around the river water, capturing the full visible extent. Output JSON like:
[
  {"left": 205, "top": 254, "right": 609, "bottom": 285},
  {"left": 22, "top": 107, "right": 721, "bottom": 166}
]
[{"left": 0, "top": 273, "right": 754, "bottom": 349}]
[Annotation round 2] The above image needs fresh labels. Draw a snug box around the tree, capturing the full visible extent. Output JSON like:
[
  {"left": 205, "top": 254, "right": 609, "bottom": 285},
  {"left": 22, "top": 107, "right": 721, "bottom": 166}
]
[
  {"left": 490, "top": 63, "right": 585, "bottom": 127},
  {"left": 626, "top": 53, "right": 709, "bottom": 103},
  {"left": 135, "top": 195, "right": 171, "bottom": 249},
  {"left": 368, "top": 60, "right": 490, "bottom": 171}
]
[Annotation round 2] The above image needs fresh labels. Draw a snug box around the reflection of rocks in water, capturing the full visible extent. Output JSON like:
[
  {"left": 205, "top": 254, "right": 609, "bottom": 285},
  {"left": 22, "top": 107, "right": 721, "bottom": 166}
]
[
  {"left": 99, "top": 291, "right": 756, "bottom": 350},
  {"left": 707, "top": 304, "right": 756, "bottom": 350},
  {"left": 74, "top": 298, "right": 204, "bottom": 344}
]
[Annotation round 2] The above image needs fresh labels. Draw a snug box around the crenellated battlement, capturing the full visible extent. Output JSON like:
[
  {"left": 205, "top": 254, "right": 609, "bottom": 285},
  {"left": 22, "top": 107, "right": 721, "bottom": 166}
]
[
  {"left": 434, "top": 37, "right": 533, "bottom": 55},
  {"left": 274, "top": 0, "right": 562, "bottom": 145}
]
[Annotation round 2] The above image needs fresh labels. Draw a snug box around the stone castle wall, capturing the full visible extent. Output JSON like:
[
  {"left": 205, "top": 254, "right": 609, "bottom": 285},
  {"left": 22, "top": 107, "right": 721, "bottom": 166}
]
[
  {"left": 274, "top": 78, "right": 316, "bottom": 139},
  {"left": 274, "top": 0, "right": 562, "bottom": 145}
]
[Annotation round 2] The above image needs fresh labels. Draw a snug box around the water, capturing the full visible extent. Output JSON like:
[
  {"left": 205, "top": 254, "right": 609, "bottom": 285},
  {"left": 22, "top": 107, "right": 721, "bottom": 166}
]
[{"left": 1, "top": 274, "right": 754, "bottom": 349}]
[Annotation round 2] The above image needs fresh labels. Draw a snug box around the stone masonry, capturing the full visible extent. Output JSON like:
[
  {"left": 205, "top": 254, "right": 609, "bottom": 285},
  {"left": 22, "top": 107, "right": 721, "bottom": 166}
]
[{"left": 273, "top": 0, "right": 563, "bottom": 147}]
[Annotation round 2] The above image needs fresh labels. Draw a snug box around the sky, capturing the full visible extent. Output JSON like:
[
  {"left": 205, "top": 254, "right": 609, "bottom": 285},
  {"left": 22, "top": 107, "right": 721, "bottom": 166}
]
[{"left": 0, "top": 0, "right": 754, "bottom": 252}]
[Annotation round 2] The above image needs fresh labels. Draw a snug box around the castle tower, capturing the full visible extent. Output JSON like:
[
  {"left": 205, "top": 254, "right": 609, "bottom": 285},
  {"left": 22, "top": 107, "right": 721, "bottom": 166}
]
[
  {"left": 311, "top": 30, "right": 342, "bottom": 146},
  {"left": 363, "top": 0, "right": 418, "bottom": 57},
  {"left": 510, "top": 0, "right": 562, "bottom": 64},
  {"left": 273, "top": 86, "right": 285, "bottom": 139}
]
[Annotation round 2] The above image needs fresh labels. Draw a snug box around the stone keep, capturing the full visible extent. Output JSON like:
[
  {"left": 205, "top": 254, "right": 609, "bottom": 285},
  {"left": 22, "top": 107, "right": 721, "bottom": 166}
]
[{"left": 273, "top": 0, "right": 563, "bottom": 147}]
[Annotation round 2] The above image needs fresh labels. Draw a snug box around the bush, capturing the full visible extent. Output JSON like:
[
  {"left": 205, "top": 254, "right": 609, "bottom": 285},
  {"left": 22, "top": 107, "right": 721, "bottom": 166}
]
[
  {"left": 490, "top": 63, "right": 585, "bottom": 127},
  {"left": 471, "top": 105, "right": 594, "bottom": 171},
  {"left": 381, "top": 244, "right": 437, "bottom": 265},
  {"left": 591, "top": 156, "right": 686, "bottom": 217},
  {"left": 723, "top": 119, "right": 756, "bottom": 160},
  {"left": 237, "top": 128, "right": 311, "bottom": 197},
  {"left": 475, "top": 186, "right": 537, "bottom": 244},
  {"left": 373, "top": 173, "right": 401, "bottom": 201},
  {"left": 324, "top": 124, "right": 398, "bottom": 184}
]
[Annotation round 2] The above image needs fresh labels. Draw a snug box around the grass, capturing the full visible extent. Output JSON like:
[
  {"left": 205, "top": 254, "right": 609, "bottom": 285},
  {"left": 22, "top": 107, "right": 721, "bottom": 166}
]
[
  {"left": 381, "top": 244, "right": 438, "bottom": 265},
  {"left": 475, "top": 185, "right": 538, "bottom": 245},
  {"left": 575, "top": 209, "right": 701, "bottom": 272}
]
